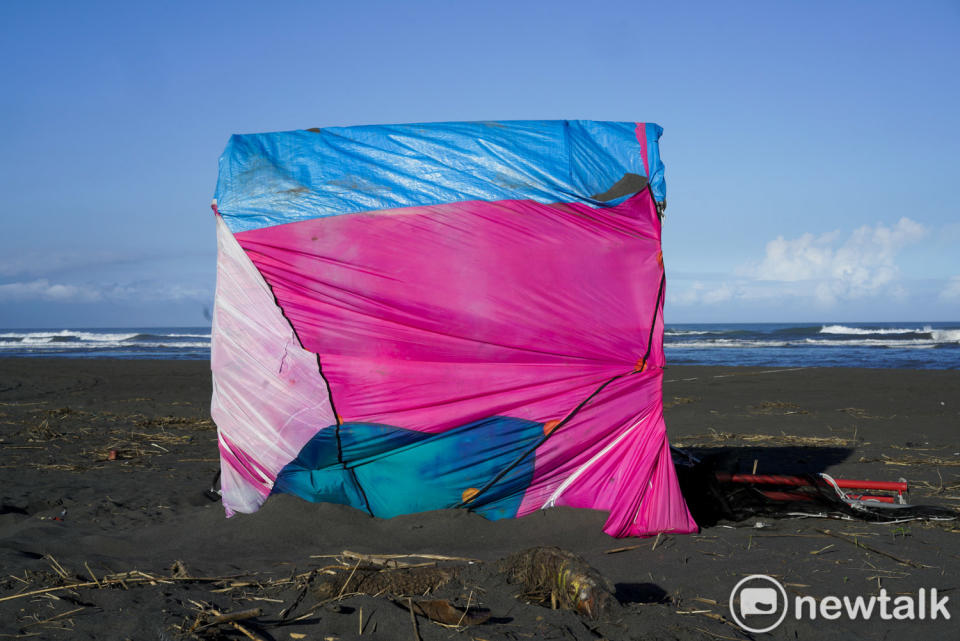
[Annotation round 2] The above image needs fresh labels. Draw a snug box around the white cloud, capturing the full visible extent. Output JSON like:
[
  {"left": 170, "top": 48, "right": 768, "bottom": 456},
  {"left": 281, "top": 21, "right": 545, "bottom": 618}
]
[
  {"left": 702, "top": 283, "right": 734, "bottom": 304},
  {"left": 941, "top": 276, "right": 960, "bottom": 302},
  {"left": 674, "top": 218, "right": 929, "bottom": 307},
  {"left": 102, "top": 282, "right": 211, "bottom": 302},
  {"left": 0, "top": 279, "right": 212, "bottom": 304},
  {"left": 0, "top": 279, "right": 102, "bottom": 303},
  {"left": 753, "top": 217, "right": 927, "bottom": 304},
  {"left": 749, "top": 230, "right": 841, "bottom": 282}
]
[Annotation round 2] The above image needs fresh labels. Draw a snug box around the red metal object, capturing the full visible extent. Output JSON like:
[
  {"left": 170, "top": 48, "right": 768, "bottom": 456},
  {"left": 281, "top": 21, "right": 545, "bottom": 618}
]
[
  {"left": 831, "top": 479, "right": 906, "bottom": 492},
  {"left": 715, "top": 473, "right": 907, "bottom": 494},
  {"left": 759, "top": 490, "right": 814, "bottom": 502}
]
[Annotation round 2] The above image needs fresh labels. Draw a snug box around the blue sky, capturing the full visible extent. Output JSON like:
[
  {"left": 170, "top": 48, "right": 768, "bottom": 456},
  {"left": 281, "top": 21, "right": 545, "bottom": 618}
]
[{"left": 1, "top": 0, "right": 957, "bottom": 327}]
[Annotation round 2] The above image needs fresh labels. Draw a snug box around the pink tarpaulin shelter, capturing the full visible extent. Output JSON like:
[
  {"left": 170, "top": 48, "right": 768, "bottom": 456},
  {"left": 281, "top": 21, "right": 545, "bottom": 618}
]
[{"left": 210, "top": 120, "right": 697, "bottom": 537}]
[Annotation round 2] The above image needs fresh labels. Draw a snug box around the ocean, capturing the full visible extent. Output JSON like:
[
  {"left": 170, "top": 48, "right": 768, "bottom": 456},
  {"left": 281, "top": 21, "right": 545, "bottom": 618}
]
[
  {"left": 664, "top": 322, "right": 960, "bottom": 370},
  {"left": 0, "top": 323, "right": 958, "bottom": 369},
  {"left": 0, "top": 328, "right": 211, "bottom": 361}
]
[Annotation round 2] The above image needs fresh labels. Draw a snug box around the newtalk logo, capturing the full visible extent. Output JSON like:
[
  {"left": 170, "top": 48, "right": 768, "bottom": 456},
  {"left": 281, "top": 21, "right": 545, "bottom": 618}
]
[{"left": 729, "top": 574, "right": 951, "bottom": 634}]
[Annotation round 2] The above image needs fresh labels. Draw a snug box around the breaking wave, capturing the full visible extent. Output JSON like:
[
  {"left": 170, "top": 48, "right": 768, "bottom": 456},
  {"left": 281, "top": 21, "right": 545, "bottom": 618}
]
[
  {"left": 666, "top": 336, "right": 957, "bottom": 349},
  {"left": 0, "top": 328, "right": 211, "bottom": 359},
  {"left": 666, "top": 339, "right": 790, "bottom": 349},
  {"left": 931, "top": 329, "right": 960, "bottom": 343},
  {"left": 0, "top": 330, "right": 140, "bottom": 342},
  {"left": 819, "top": 324, "right": 932, "bottom": 336},
  {"left": 664, "top": 322, "right": 959, "bottom": 369}
]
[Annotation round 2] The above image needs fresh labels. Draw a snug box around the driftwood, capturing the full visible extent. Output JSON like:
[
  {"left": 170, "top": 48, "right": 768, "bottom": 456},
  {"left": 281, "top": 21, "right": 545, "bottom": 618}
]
[
  {"left": 194, "top": 606, "right": 262, "bottom": 629},
  {"left": 339, "top": 550, "right": 480, "bottom": 568},
  {"left": 407, "top": 597, "right": 421, "bottom": 641},
  {"left": 396, "top": 597, "right": 491, "bottom": 626},
  {"left": 190, "top": 605, "right": 266, "bottom": 641}
]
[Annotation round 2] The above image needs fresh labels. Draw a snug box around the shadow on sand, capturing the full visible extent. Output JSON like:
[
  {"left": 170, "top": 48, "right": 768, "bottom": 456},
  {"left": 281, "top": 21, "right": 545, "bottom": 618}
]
[{"left": 675, "top": 445, "right": 855, "bottom": 527}]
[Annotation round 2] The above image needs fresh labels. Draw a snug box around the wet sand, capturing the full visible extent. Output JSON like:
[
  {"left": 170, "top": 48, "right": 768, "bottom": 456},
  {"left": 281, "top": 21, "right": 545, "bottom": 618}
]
[{"left": 1, "top": 359, "right": 958, "bottom": 639}]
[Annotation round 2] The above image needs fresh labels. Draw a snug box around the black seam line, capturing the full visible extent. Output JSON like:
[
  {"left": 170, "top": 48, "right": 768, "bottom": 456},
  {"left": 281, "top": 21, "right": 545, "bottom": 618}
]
[
  {"left": 315, "top": 354, "right": 345, "bottom": 465},
  {"left": 637, "top": 273, "right": 666, "bottom": 373},
  {"left": 320, "top": 360, "right": 375, "bottom": 517},
  {"left": 452, "top": 369, "right": 634, "bottom": 510},
  {"left": 230, "top": 239, "right": 329, "bottom": 475},
  {"left": 315, "top": 352, "right": 375, "bottom": 517},
  {"left": 455, "top": 271, "right": 667, "bottom": 511},
  {"left": 636, "top": 182, "right": 666, "bottom": 375},
  {"left": 245, "top": 234, "right": 343, "bottom": 467},
  {"left": 252, "top": 233, "right": 374, "bottom": 516},
  {"left": 237, "top": 233, "right": 373, "bottom": 517},
  {"left": 345, "top": 464, "right": 374, "bottom": 517},
  {"left": 455, "top": 195, "right": 666, "bottom": 510}
]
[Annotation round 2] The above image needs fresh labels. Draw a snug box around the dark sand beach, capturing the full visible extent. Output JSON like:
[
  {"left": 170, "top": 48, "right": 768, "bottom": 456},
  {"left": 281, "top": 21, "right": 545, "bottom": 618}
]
[{"left": 1, "top": 359, "right": 958, "bottom": 640}]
